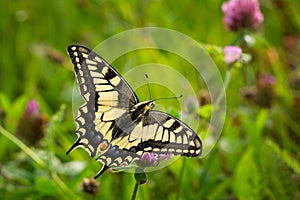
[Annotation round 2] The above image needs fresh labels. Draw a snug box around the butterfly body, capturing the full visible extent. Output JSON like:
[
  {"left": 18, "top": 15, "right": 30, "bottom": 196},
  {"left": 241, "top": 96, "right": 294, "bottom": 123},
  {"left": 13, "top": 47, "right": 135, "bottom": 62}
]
[{"left": 67, "top": 45, "right": 202, "bottom": 178}]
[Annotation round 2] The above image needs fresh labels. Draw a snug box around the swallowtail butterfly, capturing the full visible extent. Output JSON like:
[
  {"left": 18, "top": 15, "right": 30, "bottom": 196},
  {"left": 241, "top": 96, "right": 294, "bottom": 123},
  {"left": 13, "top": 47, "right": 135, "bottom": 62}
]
[{"left": 67, "top": 45, "right": 202, "bottom": 178}]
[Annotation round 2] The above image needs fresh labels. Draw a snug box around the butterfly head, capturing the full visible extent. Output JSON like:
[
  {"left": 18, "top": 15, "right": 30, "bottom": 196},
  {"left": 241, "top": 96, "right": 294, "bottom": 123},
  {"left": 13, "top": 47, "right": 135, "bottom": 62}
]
[{"left": 144, "top": 100, "right": 155, "bottom": 113}]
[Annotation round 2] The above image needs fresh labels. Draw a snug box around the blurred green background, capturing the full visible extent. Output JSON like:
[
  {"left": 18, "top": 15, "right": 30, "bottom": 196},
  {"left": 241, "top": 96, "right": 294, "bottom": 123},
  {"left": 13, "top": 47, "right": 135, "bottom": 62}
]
[{"left": 1, "top": 0, "right": 300, "bottom": 199}]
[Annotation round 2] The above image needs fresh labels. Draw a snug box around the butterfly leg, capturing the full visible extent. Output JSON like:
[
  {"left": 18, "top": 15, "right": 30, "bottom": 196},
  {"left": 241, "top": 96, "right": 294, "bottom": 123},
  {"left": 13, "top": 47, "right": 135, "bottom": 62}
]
[{"left": 94, "top": 165, "right": 109, "bottom": 179}]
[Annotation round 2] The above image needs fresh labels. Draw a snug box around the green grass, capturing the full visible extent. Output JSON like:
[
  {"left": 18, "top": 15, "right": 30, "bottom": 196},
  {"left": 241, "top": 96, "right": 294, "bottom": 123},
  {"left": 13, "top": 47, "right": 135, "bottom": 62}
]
[{"left": 1, "top": 0, "right": 300, "bottom": 199}]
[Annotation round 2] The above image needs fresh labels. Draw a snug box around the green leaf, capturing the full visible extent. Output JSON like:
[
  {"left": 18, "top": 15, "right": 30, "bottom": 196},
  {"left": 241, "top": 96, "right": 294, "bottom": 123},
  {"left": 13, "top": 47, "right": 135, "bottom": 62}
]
[
  {"left": 251, "top": 109, "right": 268, "bottom": 145},
  {"left": 233, "top": 147, "right": 261, "bottom": 200},
  {"left": 0, "top": 92, "right": 10, "bottom": 113},
  {"left": 1, "top": 161, "right": 32, "bottom": 185},
  {"left": 198, "top": 104, "right": 213, "bottom": 119},
  {"left": 35, "top": 176, "right": 60, "bottom": 195},
  {"left": 266, "top": 139, "right": 300, "bottom": 175}
]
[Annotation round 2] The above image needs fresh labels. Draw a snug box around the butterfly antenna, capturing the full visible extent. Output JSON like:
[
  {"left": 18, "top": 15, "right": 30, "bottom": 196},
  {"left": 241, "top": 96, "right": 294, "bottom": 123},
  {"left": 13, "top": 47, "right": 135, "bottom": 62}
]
[
  {"left": 145, "top": 74, "right": 182, "bottom": 101},
  {"left": 153, "top": 94, "right": 183, "bottom": 101},
  {"left": 145, "top": 74, "right": 152, "bottom": 100}
]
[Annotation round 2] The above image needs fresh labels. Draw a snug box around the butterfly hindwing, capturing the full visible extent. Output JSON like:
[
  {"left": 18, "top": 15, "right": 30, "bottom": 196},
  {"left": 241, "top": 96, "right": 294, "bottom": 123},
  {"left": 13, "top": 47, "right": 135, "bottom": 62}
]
[
  {"left": 143, "top": 110, "right": 201, "bottom": 156},
  {"left": 66, "top": 103, "right": 99, "bottom": 157},
  {"left": 109, "top": 110, "right": 202, "bottom": 156}
]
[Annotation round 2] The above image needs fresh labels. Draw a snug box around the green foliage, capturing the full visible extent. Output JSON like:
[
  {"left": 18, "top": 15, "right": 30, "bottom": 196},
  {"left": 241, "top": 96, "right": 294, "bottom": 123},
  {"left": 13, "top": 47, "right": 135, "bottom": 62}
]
[
  {"left": 233, "top": 147, "right": 261, "bottom": 200},
  {"left": 1, "top": 0, "right": 300, "bottom": 199}
]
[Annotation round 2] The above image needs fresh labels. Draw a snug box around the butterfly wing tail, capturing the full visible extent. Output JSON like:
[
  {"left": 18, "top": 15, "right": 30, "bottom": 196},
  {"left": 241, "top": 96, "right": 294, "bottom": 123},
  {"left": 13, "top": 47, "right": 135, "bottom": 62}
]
[
  {"left": 66, "top": 138, "right": 82, "bottom": 155},
  {"left": 94, "top": 165, "right": 109, "bottom": 179}
]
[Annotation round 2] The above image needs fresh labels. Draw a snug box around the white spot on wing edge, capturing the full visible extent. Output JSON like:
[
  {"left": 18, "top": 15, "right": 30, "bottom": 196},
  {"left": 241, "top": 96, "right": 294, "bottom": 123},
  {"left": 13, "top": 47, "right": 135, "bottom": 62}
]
[
  {"left": 76, "top": 116, "right": 85, "bottom": 125},
  {"left": 82, "top": 52, "right": 88, "bottom": 58},
  {"left": 163, "top": 119, "right": 175, "bottom": 128},
  {"left": 144, "top": 147, "right": 152, "bottom": 151},
  {"left": 83, "top": 93, "right": 90, "bottom": 101},
  {"left": 94, "top": 56, "right": 103, "bottom": 63},
  {"left": 174, "top": 126, "right": 183, "bottom": 133},
  {"left": 194, "top": 137, "right": 201, "bottom": 148},
  {"left": 81, "top": 106, "right": 88, "bottom": 113},
  {"left": 109, "top": 76, "right": 121, "bottom": 86},
  {"left": 115, "top": 157, "right": 123, "bottom": 164},
  {"left": 102, "top": 66, "right": 109, "bottom": 75}
]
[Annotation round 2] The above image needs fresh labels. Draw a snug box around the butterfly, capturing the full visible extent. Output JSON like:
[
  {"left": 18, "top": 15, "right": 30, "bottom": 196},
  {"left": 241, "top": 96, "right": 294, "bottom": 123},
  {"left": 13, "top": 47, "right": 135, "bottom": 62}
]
[{"left": 66, "top": 45, "right": 202, "bottom": 178}]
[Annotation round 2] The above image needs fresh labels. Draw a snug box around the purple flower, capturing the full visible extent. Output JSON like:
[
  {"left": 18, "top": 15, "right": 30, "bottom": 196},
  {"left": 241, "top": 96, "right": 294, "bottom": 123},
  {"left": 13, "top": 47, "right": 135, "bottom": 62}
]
[
  {"left": 25, "top": 100, "right": 40, "bottom": 116},
  {"left": 136, "top": 153, "right": 158, "bottom": 168},
  {"left": 16, "top": 100, "right": 47, "bottom": 146},
  {"left": 257, "top": 74, "right": 276, "bottom": 88},
  {"left": 157, "top": 153, "right": 174, "bottom": 161},
  {"left": 256, "top": 74, "right": 276, "bottom": 107},
  {"left": 224, "top": 46, "right": 242, "bottom": 64},
  {"left": 258, "top": 74, "right": 276, "bottom": 86},
  {"left": 136, "top": 152, "right": 174, "bottom": 168},
  {"left": 222, "top": 0, "right": 264, "bottom": 32},
  {"left": 184, "top": 96, "right": 198, "bottom": 113}
]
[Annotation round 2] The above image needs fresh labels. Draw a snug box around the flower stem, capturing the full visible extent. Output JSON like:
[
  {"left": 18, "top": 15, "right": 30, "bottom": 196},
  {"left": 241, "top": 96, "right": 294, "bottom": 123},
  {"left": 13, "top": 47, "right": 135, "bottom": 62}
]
[
  {"left": 175, "top": 158, "right": 186, "bottom": 200},
  {"left": 230, "top": 30, "right": 246, "bottom": 45},
  {"left": 215, "top": 69, "right": 232, "bottom": 106},
  {"left": 0, "top": 125, "right": 45, "bottom": 167},
  {"left": 131, "top": 182, "right": 139, "bottom": 200},
  {"left": 0, "top": 125, "right": 77, "bottom": 199}
]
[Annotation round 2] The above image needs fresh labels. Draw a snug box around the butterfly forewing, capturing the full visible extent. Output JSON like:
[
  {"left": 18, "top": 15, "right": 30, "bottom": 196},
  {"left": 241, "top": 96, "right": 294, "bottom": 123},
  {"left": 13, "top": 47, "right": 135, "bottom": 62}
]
[{"left": 67, "top": 45, "right": 202, "bottom": 178}]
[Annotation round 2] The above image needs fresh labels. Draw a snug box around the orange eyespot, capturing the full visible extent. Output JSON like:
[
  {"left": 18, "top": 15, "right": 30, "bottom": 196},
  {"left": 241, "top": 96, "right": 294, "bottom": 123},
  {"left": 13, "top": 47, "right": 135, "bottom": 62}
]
[{"left": 99, "top": 141, "right": 109, "bottom": 151}]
